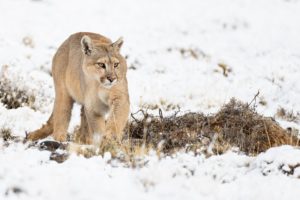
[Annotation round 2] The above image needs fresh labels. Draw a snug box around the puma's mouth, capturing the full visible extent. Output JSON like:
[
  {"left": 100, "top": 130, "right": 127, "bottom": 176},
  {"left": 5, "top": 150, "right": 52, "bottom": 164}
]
[{"left": 102, "top": 79, "right": 117, "bottom": 88}]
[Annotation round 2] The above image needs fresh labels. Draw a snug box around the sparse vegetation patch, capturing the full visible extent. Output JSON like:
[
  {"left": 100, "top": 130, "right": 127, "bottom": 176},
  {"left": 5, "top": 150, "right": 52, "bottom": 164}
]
[
  {"left": 0, "top": 78, "right": 35, "bottom": 109},
  {"left": 0, "top": 128, "right": 13, "bottom": 141}
]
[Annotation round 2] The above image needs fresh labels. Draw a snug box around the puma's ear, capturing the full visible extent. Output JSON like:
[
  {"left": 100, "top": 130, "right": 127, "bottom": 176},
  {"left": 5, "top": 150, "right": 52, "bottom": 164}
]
[
  {"left": 81, "top": 35, "right": 93, "bottom": 55},
  {"left": 111, "top": 37, "right": 123, "bottom": 51}
]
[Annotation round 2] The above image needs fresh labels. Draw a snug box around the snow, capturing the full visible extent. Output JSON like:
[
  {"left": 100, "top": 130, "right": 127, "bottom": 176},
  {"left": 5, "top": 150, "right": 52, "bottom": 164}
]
[
  {"left": 1, "top": 143, "right": 300, "bottom": 200},
  {"left": 1, "top": 0, "right": 300, "bottom": 199}
]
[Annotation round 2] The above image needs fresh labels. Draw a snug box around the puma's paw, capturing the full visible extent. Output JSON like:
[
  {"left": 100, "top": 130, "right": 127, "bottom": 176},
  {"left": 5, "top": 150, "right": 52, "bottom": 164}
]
[
  {"left": 26, "top": 131, "right": 41, "bottom": 141},
  {"left": 52, "top": 133, "right": 67, "bottom": 142}
]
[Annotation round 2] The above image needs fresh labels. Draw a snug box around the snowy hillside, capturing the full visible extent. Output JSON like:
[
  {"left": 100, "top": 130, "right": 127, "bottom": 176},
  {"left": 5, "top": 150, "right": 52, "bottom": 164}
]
[{"left": 1, "top": 0, "right": 300, "bottom": 199}]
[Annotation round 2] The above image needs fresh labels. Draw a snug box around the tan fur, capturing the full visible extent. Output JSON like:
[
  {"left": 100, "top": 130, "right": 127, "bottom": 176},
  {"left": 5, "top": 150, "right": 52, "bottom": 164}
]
[{"left": 27, "top": 32, "right": 130, "bottom": 144}]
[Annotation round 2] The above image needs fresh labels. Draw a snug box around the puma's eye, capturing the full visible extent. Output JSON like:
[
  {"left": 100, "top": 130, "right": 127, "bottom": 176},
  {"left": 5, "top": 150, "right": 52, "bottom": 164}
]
[
  {"left": 114, "top": 63, "right": 119, "bottom": 68},
  {"left": 96, "top": 63, "right": 105, "bottom": 69}
]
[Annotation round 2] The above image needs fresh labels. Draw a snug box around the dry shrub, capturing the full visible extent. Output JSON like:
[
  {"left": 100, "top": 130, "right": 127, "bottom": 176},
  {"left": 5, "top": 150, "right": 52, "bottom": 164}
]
[
  {"left": 126, "top": 110, "right": 206, "bottom": 154},
  {"left": 125, "top": 98, "right": 299, "bottom": 155},
  {"left": 208, "top": 99, "right": 299, "bottom": 154},
  {"left": 0, "top": 78, "right": 35, "bottom": 109}
]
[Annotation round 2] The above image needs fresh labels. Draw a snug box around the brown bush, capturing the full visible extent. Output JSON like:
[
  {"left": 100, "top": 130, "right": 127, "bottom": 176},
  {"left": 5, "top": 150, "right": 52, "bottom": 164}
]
[
  {"left": 0, "top": 78, "right": 35, "bottom": 109},
  {"left": 125, "top": 98, "right": 299, "bottom": 155}
]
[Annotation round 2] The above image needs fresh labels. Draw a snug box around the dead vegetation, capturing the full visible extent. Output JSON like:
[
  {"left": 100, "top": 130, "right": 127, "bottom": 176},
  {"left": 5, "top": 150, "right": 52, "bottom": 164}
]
[
  {"left": 5, "top": 186, "right": 26, "bottom": 196},
  {"left": 125, "top": 98, "right": 299, "bottom": 156},
  {"left": 22, "top": 36, "right": 34, "bottom": 48},
  {"left": 216, "top": 63, "right": 232, "bottom": 77},
  {"left": 0, "top": 128, "right": 23, "bottom": 147},
  {"left": 276, "top": 107, "right": 300, "bottom": 123},
  {"left": 140, "top": 99, "right": 180, "bottom": 112},
  {"left": 167, "top": 47, "right": 209, "bottom": 60},
  {"left": 0, "top": 78, "right": 35, "bottom": 109},
  {"left": 0, "top": 128, "right": 13, "bottom": 141}
]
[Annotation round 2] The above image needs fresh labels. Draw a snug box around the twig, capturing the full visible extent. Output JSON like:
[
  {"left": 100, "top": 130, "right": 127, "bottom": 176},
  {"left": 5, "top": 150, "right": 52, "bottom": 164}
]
[
  {"left": 130, "top": 109, "right": 147, "bottom": 123},
  {"left": 248, "top": 90, "right": 260, "bottom": 107},
  {"left": 25, "top": 131, "right": 28, "bottom": 140},
  {"left": 173, "top": 107, "right": 181, "bottom": 118},
  {"left": 263, "top": 121, "right": 272, "bottom": 148},
  {"left": 159, "top": 108, "right": 163, "bottom": 120},
  {"left": 130, "top": 113, "right": 139, "bottom": 123}
]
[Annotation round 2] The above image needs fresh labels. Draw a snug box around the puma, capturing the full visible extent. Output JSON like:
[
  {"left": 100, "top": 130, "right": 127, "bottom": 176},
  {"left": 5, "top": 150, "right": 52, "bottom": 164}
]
[{"left": 27, "top": 32, "right": 130, "bottom": 144}]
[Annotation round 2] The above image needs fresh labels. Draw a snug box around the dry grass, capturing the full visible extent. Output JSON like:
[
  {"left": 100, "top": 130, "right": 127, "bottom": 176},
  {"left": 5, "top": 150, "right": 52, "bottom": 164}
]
[
  {"left": 166, "top": 47, "right": 209, "bottom": 60},
  {"left": 276, "top": 107, "right": 300, "bottom": 123},
  {"left": 43, "top": 138, "right": 153, "bottom": 165},
  {"left": 0, "top": 128, "right": 23, "bottom": 146},
  {"left": 0, "top": 78, "right": 35, "bottom": 109},
  {"left": 22, "top": 36, "right": 35, "bottom": 48},
  {"left": 125, "top": 98, "right": 299, "bottom": 156},
  {"left": 217, "top": 62, "right": 232, "bottom": 77}
]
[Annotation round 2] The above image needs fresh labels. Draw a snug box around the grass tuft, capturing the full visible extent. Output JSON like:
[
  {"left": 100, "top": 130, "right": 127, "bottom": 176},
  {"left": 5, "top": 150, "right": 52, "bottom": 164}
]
[
  {"left": 0, "top": 78, "right": 35, "bottom": 109},
  {"left": 0, "top": 128, "right": 13, "bottom": 141}
]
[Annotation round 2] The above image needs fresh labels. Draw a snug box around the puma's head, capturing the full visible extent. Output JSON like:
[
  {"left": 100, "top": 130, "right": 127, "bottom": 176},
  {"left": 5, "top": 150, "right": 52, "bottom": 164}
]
[{"left": 80, "top": 35, "right": 127, "bottom": 89}]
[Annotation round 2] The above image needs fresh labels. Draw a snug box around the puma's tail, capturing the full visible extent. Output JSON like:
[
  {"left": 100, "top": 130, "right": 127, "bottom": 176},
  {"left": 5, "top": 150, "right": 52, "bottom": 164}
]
[{"left": 27, "top": 113, "right": 53, "bottom": 141}]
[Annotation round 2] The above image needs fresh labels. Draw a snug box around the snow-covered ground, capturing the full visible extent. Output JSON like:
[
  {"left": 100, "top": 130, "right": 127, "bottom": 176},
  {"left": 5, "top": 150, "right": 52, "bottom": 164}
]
[{"left": 1, "top": 0, "right": 300, "bottom": 199}]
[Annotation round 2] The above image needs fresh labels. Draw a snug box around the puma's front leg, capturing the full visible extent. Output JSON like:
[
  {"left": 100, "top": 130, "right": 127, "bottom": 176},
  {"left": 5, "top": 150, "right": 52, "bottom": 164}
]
[
  {"left": 75, "top": 106, "right": 93, "bottom": 144},
  {"left": 84, "top": 107, "right": 106, "bottom": 145},
  {"left": 105, "top": 97, "right": 130, "bottom": 141}
]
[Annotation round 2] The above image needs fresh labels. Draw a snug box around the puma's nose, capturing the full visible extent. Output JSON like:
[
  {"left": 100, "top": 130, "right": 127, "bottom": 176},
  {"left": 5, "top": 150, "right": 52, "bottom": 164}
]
[{"left": 107, "top": 76, "right": 116, "bottom": 83}]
